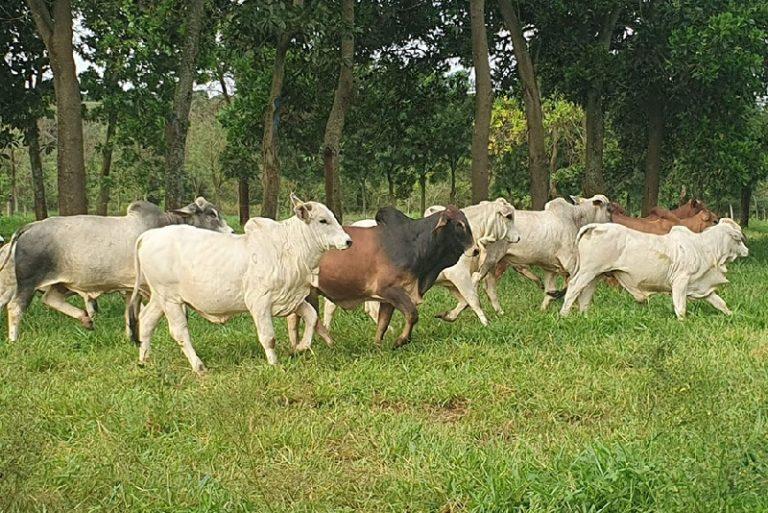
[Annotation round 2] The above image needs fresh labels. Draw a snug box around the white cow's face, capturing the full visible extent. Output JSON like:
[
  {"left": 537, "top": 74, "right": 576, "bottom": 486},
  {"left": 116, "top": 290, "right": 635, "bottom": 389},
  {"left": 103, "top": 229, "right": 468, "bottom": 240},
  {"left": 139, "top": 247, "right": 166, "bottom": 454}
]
[
  {"left": 720, "top": 219, "right": 749, "bottom": 260},
  {"left": 574, "top": 194, "right": 611, "bottom": 224},
  {"left": 493, "top": 198, "right": 521, "bottom": 244},
  {"left": 291, "top": 195, "right": 352, "bottom": 251}
]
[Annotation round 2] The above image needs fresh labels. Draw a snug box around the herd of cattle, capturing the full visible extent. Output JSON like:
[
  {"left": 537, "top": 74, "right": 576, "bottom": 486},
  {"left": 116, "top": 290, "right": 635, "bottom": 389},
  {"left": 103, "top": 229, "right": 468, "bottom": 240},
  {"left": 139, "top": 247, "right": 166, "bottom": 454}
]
[{"left": 0, "top": 192, "right": 749, "bottom": 373}]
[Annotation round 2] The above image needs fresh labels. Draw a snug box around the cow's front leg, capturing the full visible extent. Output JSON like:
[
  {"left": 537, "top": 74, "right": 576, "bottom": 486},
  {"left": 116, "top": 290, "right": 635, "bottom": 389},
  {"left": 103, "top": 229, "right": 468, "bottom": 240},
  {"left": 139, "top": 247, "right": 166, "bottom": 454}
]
[
  {"left": 247, "top": 299, "right": 279, "bottom": 365},
  {"left": 483, "top": 273, "right": 503, "bottom": 315},
  {"left": 374, "top": 302, "right": 395, "bottom": 347},
  {"left": 42, "top": 286, "right": 92, "bottom": 329},
  {"left": 705, "top": 292, "right": 732, "bottom": 316},
  {"left": 164, "top": 302, "right": 206, "bottom": 374},
  {"left": 671, "top": 275, "right": 691, "bottom": 320},
  {"left": 294, "top": 301, "right": 318, "bottom": 353},
  {"left": 380, "top": 288, "right": 418, "bottom": 348},
  {"left": 540, "top": 271, "right": 560, "bottom": 310},
  {"left": 287, "top": 313, "right": 300, "bottom": 352}
]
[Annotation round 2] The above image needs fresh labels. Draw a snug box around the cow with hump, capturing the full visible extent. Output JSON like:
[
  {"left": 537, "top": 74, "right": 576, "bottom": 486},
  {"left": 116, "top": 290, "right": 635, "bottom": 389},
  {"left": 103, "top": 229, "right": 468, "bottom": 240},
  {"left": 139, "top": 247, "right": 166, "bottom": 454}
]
[
  {"left": 7, "top": 197, "right": 231, "bottom": 341},
  {"left": 560, "top": 218, "right": 748, "bottom": 319},
  {"left": 291, "top": 205, "right": 476, "bottom": 349},
  {"left": 128, "top": 195, "right": 351, "bottom": 373}
]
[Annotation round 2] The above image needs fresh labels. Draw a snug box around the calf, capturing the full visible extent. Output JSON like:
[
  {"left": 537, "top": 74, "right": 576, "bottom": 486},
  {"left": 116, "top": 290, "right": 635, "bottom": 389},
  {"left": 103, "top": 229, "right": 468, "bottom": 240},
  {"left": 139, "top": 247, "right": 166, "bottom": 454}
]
[
  {"left": 128, "top": 196, "right": 351, "bottom": 373},
  {"left": 648, "top": 199, "right": 708, "bottom": 220},
  {"left": 295, "top": 206, "right": 475, "bottom": 348},
  {"left": 7, "top": 197, "right": 231, "bottom": 341},
  {"left": 560, "top": 218, "right": 748, "bottom": 318},
  {"left": 610, "top": 202, "right": 717, "bottom": 234}
]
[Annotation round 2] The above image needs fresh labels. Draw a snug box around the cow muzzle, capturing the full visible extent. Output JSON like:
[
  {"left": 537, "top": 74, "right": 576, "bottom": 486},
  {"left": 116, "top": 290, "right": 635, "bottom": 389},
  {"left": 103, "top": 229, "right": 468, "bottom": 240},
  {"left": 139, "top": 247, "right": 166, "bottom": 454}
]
[
  {"left": 507, "top": 233, "right": 521, "bottom": 244},
  {"left": 335, "top": 237, "right": 353, "bottom": 250}
]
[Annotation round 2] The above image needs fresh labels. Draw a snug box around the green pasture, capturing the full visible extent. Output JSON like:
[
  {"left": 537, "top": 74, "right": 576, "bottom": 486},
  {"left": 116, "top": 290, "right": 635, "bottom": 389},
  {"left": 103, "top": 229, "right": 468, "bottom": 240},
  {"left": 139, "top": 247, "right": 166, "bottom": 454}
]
[{"left": 1, "top": 217, "right": 767, "bottom": 512}]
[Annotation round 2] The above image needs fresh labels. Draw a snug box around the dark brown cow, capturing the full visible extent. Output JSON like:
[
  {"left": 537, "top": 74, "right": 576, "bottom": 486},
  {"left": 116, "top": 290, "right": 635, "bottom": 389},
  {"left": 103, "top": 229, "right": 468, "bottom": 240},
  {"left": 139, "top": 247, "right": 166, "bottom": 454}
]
[{"left": 295, "top": 206, "right": 475, "bottom": 349}]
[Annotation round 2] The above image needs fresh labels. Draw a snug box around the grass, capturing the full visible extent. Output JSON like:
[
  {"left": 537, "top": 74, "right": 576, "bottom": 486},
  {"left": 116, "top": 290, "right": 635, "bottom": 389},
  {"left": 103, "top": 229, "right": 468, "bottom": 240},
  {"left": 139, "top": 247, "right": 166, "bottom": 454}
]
[{"left": 1, "top": 216, "right": 767, "bottom": 512}]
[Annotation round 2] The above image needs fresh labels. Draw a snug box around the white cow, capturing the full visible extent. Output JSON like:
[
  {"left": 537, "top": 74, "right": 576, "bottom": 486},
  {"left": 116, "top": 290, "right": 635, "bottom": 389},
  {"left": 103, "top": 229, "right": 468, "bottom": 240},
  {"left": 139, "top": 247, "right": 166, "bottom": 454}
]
[
  {"left": 325, "top": 198, "right": 520, "bottom": 326},
  {"left": 560, "top": 218, "right": 748, "bottom": 318},
  {"left": 128, "top": 195, "right": 352, "bottom": 373},
  {"left": 481, "top": 194, "right": 611, "bottom": 311}
]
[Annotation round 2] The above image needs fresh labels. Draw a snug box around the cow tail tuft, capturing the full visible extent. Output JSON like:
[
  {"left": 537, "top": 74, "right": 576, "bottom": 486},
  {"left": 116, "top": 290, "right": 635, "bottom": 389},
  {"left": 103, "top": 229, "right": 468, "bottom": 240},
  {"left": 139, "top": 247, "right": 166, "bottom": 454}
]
[{"left": 128, "top": 237, "right": 144, "bottom": 345}]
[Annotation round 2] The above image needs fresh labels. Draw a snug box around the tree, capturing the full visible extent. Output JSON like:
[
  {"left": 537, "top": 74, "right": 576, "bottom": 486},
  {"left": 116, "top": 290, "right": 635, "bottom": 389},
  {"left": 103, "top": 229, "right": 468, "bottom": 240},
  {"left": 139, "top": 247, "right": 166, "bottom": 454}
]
[
  {"left": 164, "top": 0, "right": 207, "bottom": 210},
  {"left": 497, "top": 0, "right": 548, "bottom": 208},
  {"left": 26, "top": 0, "right": 87, "bottom": 214},
  {"left": 322, "top": 0, "right": 356, "bottom": 221},
  {"left": 469, "top": 0, "right": 492, "bottom": 203}
]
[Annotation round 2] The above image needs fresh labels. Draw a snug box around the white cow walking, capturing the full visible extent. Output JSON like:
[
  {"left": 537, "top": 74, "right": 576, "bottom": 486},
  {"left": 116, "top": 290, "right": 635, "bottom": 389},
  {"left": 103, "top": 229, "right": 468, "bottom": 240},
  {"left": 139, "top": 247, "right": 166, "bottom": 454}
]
[
  {"left": 481, "top": 195, "right": 611, "bottom": 311},
  {"left": 128, "top": 195, "right": 352, "bottom": 373},
  {"left": 560, "top": 218, "right": 749, "bottom": 318}
]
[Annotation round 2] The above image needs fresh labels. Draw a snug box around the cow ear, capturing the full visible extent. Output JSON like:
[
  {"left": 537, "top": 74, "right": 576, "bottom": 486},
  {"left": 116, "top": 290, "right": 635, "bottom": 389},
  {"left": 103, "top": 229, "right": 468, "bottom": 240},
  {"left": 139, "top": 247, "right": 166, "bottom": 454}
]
[
  {"left": 174, "top": 202, "right": 199, "bottom": 217},
  {"left": 569, "top": 195, "right": 581, "bottom": 205},
  {"left": 294, "top": 203, "right": 312, "bottom": 223},
  {"left": 592, "top": 198, "right": 604, "bottom": 206},
  {"left": 194, "top": 196, "right": 208, "bottom": 208},
  {"left": 433, "top": 213, "right": 449, "bottom": 232}
]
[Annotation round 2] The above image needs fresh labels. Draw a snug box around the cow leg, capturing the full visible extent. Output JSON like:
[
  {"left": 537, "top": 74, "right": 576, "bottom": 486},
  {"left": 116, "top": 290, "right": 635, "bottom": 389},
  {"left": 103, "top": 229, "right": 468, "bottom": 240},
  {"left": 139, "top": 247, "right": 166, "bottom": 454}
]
[
  {"left": 704, "top": 293, "right": 732, "bottom": 316},
  {"left": 294, "top": 300, "right": 318, "bottom": 353},
  {"left": 436, "top": 289, "right": 468, "bottom": 323},
  {"left": 671, "top": 275, "right": 690, "bottom": 320},
  {"left": 576, "top": 276, "right": 600, "bottom": 313},
  {"left": 540, "top": 271, "right": 559, "bottom": 310},
  {"left": 516, "top": 266, "right": 543, "bottom": 288},
  {"left": 287, "top": 313, "right": 300, "bottom": 351},
  {"left": 322, "top": 298, "right": 337, "bottom": 329},
  {"left": 137, "top": 298, "right": 165, "bottom": 365},
  {"left": 7, "top": 288, "right": 34, "bottom": 342},
  {"left": 364, "top": 301, "right": 380, "bottom": 324},
  {"left": 164, "top": 302, "right": 206, "bottom": 374},
  {"left": 374, "top": 302, "right": 395, "bottom": 347},
  {"left": 560, "top": 271, "right": 600, "bottom": 316},
  {"left": 84, "top": 295, "right": 98, "bottom": 319},
  {"left": 247, "top": 300, "right": 279, "bottom": 365},
  {"left": 380, "top": 288, "right": 418, "bottom": 348},
  {"left": 483, "top": 273, "right": 503, "bottom": 315},
  {"left": 42, "top": 287, "right": 92, "bottom": 329}
]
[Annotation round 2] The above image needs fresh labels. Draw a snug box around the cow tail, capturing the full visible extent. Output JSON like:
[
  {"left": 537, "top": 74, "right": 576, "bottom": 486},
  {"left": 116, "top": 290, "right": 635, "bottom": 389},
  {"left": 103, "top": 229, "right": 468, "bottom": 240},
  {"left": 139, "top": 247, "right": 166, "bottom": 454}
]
[
  {"left": 128, "top": 236, "right": 144, "bottom": 345},
  {"left": 0, "top": 226, "right": 27, "bottom": 274}
]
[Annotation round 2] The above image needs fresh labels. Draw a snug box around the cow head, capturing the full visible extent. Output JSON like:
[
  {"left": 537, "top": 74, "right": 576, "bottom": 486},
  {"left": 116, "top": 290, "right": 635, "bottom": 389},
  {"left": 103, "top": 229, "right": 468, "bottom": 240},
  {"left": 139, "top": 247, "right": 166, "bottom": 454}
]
[
  {"left": 607, "top": 202, "right": 626, "bottom": 217},
  {"left": 489, "top": 198, "right": 520, "bottom": 244},
  {"left": 291, "top": 194, "right": 352, "bottom": 251},
  {"left": 433, "top": 205, "right": 476, "bottom": 257},
  {"left": 677, "top": 199, "right": 708, "bottom": 218},
  {"left": 571, "top": 194, "right": 611, "bottom": 224},
  {"left": 174, "top": 197, "right": 233, "bottom": 233},
  {"left": 716, "top": 218, "right": 749, "bottom": 261},
  {"left": 690, "top": 209, "right": 719, "bottom": 232}
]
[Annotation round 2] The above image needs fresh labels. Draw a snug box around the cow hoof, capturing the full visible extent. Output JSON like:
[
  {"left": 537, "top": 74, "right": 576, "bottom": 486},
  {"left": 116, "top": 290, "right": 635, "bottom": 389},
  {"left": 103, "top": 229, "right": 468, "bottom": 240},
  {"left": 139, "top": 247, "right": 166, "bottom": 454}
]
[
  {"left": 435, "top": 312, "right": 456, "bottom": 323},
  {"left": 294, "top": 343, "right": 312, "bottom": 353},
  {"left": 80, "top": 316, "right": 94, "bottom": 330},
  {"left": 194, "top": 364, "right": 207, "bottom": 376},
  {"left": 393, "top": 337, "right": 411, "bottom": 349}
]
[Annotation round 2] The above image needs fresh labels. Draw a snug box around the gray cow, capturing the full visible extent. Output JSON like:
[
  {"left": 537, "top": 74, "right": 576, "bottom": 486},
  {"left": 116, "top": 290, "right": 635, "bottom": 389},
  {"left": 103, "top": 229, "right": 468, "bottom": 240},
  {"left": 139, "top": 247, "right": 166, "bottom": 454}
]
[{"left": 6, "top": 197, "right": 232, "bottom": 340}]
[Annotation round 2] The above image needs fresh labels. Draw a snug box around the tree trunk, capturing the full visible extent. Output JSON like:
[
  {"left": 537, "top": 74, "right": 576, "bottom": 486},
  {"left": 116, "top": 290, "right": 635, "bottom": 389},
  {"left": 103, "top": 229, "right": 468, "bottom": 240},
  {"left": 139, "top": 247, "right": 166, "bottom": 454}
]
[
  {"left": 386, "top": 167, "right": 395, "bottom": 205},
  {"left": 260, "top": 33, "right": 290, "bottom": 220},
  {"left": 7, "top": 146, "right": 17, "bottom": 216},
  {"left": 27, "top": 0, "right": 87, "bottom": 215},
  {"left": 469, "top": 0, "right": 492, "bottom": 203},
  {"left": 164, "top": 0, "right": 206, "bottom": 210},
  {"left": 238, "top": 176, "right": 250, "bottom": 226},
  {"left": 740, "top": 183, "right": 752, "bottom": 227},
  {"left": 582, "top": 7, "right": 621, "bottom": 198},
  {"left": 419, "top": 172, "right": 427, "bottom": 215},
  {"left": 97, "top": 110, "right": 117, "bottom": 215},
  {"left": 449, "top": 158, "right": 457, "bottom": 204},
  {"left": 26, "top": 118, "right": 48, "bottom": 220},
  {"left": 583, "top": 88, "right": 606, "bottom": 197},
  {"left": 498, "top": 0, "right": 547, "bottom": 209},
  {"left": 322, "top": 0, "right": 355, "bottom": 222},
  {"left": 642, "top": 95, "right": 664, "bottom": 216},
  {"left": 549, "top": 126, "right": 560, "bottom": 198},
  {"left": 360, "top": 178, "right": 366, "bottom": 215}
]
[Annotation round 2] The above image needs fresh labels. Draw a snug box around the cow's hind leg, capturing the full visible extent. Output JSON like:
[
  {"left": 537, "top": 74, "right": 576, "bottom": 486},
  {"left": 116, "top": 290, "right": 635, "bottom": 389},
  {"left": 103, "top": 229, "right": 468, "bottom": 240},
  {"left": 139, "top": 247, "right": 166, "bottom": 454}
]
[
  {"left": 42, "top": 286, "right": 92, "bottom": 329},
  {"left": 380, "top": 288, "right": 418, "bottom": 348},
  {"left": 704, "top": 293, "right": 732, "bottom": 316},
  {"left": 560, "top": 270, "right": 600, "bottom": 316},
  {"left": 164, "top": 302, "right": 206, "bottom": 373},
  {"left": 7, "top": 288, "right": 34, "bottom": 341},
  {"left": 483, "top": 274, "right": 503, "bottom": 315},
  {"left": 137, "top": 298, "right": 165, "bottom": 365},
  {"left": 577, "top": 277, "right": 600, "bottom": 313},
  {"left": 540, "top": 271, "right": 560, "bottom": 310}
]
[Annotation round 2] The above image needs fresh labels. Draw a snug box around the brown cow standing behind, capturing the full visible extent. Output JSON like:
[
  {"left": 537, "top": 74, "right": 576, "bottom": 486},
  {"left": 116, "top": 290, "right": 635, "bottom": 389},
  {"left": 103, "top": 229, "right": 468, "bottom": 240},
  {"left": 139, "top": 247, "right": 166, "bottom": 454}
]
[
  {"left": 288, "top": 206, "right": 476, "bottom": 349},
  {"left": 647, "top": 199, "right": 708, "bottom": 220}
]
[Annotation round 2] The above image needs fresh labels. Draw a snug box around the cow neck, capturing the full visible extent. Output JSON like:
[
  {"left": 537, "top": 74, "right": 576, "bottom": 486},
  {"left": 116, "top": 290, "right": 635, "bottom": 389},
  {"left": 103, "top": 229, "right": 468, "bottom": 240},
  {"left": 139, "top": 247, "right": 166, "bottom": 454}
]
[
  {"left": 410, "top": 220, "right": 461, "bottom": 296},
  {"left": 698, "top": 226, "right": 737, "bottom": 267},
  {"left": 158, "top": 212, "right": 191, "bottom": 228},
  {"left": 279, "top": 217, "right": 326, "bottom": 272}
]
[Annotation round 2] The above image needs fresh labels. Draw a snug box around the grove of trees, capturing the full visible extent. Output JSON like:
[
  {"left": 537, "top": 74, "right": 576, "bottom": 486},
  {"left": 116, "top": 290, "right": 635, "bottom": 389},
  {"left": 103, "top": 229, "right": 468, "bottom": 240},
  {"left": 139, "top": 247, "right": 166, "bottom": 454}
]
[{"left": 1, "top": 0, "right": 767, "bottom": 226}]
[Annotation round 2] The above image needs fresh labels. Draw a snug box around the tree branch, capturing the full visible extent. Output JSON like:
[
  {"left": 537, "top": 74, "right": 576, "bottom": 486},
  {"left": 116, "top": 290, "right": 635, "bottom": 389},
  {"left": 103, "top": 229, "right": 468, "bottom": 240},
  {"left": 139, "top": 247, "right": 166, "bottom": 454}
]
[{"left": 26, "top": 0, "right": 54, "bottom": 45}]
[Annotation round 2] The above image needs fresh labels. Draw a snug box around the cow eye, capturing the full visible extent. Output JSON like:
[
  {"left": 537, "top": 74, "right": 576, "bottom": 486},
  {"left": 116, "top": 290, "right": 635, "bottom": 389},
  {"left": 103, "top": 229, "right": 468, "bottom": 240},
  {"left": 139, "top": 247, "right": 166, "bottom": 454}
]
[
  {"left": 319, "top": 219, "right": 328, "bottom": 225},
  {"left": 505, "top": 213, "right": 513, "bottom": 220},
  {"left": 208, "top": 210, "right": 218, "bottom": 218}
]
